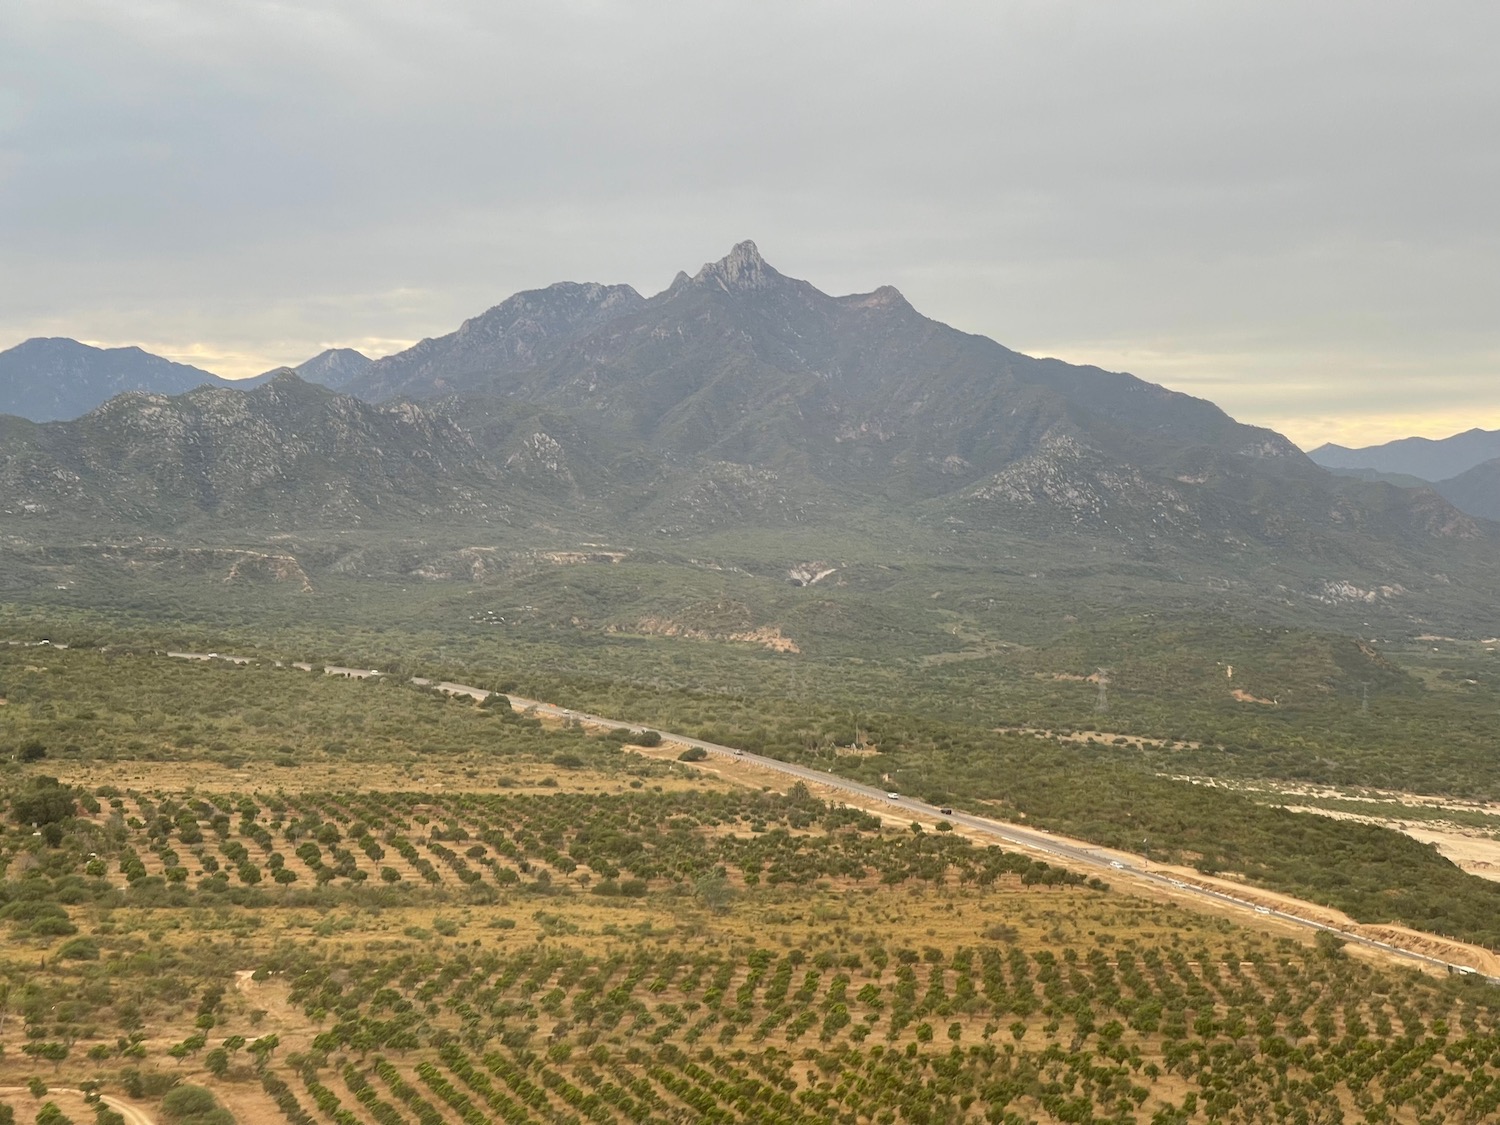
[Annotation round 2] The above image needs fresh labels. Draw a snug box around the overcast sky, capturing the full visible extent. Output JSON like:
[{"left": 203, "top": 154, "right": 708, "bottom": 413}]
[{"left": 3, "top": 1, "right": 1497, "bottom": 448}]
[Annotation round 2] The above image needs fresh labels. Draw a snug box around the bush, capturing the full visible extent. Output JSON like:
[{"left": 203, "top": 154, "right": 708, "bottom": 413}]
[
  {"left": 10, "top": 777, "right": 76, "bottom": 827},
  {"left": 56, "top": 937, "right": 101, "bottom": 960},
  {"left": 678, "top": 747, "right": 709, "bottom": 762},
  {"left": 161, "top": 1084, "right": 230, "bottom": 1125},
  {"left": 635, "top": 730, "right": 662, "bottom": 747}
]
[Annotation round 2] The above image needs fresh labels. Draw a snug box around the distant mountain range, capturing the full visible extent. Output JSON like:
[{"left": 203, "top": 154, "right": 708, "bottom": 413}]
[
  {"left": 0, "top": 243, "right": 1489, "bottom": 607},
  {"left": 1309, "top": 428, "right": 1500, "bottom": 521},
  {"left": 1310, "top": 428, "right": 1500, "bottom": 483},
  {"left": 0, "top": 338, "right": 250, "bottom": 422},
  {"left": 0, "top": 337, "right": 374, "bottom": 421}
]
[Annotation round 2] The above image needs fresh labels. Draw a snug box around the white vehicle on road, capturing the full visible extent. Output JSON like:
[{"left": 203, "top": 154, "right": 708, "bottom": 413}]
[{"left": 886, "top": 792, "right": 899, "bottom": 800}]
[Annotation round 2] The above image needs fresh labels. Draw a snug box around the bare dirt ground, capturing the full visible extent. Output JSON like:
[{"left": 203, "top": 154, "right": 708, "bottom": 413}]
[{"left": 995, "top": 726, "right": 1204, "bottom": 751}]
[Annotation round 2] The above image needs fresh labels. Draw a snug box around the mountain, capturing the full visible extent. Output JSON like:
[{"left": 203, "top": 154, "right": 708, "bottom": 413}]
[
  {"left": 1, "top": 243, "right": 1493, "bottom": 624},
  {"left": 346, "top": 242, "right": 1307, "bottom": 502},
  {"left": 258, "top": 347, "right": 373, "bottom": 390},
  {"left": 0, "top": 373, "right": 509, "bottom": 529},
  {"left": 1321, "top": 466, "right": 1434, "bottom": 490},
  {"left": 347, "top": 283, "right": 646, "bottom": 402},
  {"left": 0, "top": 337, "right": 248, "bottom": 422},
  {"left": 1435, "top": 457, "right": 1500, "bottom": 522},
  {"left": 1310, "top": 428, "right": 1500, "bottom": 482}
]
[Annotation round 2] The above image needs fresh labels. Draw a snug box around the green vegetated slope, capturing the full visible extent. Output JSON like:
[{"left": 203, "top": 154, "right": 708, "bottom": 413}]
[{"left": 8, "top": 660, "right": 1500, "bottom": 1125}]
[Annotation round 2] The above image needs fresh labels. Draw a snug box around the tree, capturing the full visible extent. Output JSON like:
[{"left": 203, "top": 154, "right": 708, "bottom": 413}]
[
  {"left": 248, "top": 1033, "right": 279, "bottom": 1070},
  {"left": 161, "top": 1086, "right": 219, "bottom": 1121},
  {"left": 11, "top": 778, "right": 75, "bottom": 828},
  {"left": 1314, "top": 930, "right": 1346, "bottom": 960},
  {"left": 22, "top": 1042, "right": 69, "bottom": 1071},
  {"left": 203, "top": 1047, "right": 230, "bottom": 1078}
]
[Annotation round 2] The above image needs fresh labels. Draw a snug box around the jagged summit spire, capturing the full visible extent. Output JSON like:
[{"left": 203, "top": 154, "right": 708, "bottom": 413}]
[{"left": 691, "top": 240, "right": 781, "bottom": 292}]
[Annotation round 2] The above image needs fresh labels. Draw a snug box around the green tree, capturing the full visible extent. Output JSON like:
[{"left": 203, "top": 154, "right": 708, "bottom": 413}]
[{"left": 11, "top": 778, "right": 75, "bottom": 828}]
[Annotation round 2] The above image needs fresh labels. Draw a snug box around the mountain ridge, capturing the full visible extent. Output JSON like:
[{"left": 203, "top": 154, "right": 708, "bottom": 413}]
[
  {"left": 0, "top": 337, "right": 246, "bottom": 422},
  {"left": 1, "top": 243, "right": 1493, "bottom": 628},
  {"left": 1310, "top": 427, "right": 1500, "bottom": 482}
]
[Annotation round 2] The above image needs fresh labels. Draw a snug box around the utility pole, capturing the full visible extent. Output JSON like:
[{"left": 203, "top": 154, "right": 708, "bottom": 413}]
[
  {"left": 1360, "top": 681, "right": 1370, "bottom": 716},
  {"left": 1094, "top": 669, "right": 1110, "bottom": 715}
]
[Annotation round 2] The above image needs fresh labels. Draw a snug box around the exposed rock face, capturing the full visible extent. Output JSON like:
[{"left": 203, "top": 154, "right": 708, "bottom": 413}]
[
  {"left": 961, "top": 434, "right": 1199, "bottom": 536},
  {"left": 0, "top": 374, "right": 504, "bottom": 528},
  {"left": 689, "top": 239, "right": 781, "bottom": 292}
]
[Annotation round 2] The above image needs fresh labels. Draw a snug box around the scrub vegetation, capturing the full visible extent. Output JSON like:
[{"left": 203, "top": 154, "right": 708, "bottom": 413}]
[{"left": 5, "top": 645, "right": 1500, "bottom": 1125}]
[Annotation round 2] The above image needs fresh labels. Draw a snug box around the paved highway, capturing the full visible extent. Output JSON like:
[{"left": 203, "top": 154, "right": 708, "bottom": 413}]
[
  {"left": 512, "top": 694, "right": 1497, "bottom": 984},
  {"left": 160, "top": 651, "right": 1496, "bottom": 984}
]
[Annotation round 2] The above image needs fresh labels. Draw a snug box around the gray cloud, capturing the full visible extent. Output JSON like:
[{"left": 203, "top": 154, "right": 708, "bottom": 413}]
[{"left": 2, "top": 0, "right": 1497, "bottom": 445}]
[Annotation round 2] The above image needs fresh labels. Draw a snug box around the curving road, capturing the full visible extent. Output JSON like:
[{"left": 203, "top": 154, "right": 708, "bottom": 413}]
[
  {"left": 0, "top": 1088, "right": 154, "bottom": 1125},
  {"left": 512, "top": 694, "right": 1498, "bottom": 984}
]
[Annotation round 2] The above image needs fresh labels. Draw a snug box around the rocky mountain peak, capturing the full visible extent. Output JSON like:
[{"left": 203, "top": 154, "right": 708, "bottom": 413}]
[
  {"left": 292, "top": 347, "right": 372, "bottom": 389},
  {"left": 690, "top": 240, "right": 782, "bottom": 292},
  {"left": 841, "top": 284, "right": 911, "bottom": 311}
]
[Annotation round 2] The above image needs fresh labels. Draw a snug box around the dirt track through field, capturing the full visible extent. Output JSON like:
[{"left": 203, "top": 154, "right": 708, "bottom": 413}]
[{"left": 0, "top": 1088, "right": 154, "bottom": 1125}]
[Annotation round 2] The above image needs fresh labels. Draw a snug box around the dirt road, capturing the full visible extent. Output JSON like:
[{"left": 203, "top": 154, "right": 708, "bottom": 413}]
[{"left": 0, "top": 1088, "right": 154, "bottom": 1125}]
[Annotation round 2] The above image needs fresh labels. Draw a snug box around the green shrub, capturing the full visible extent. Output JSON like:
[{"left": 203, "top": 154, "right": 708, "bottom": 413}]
[{"left": 56, "top": 937, "right": 101, "bottom": 960}]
